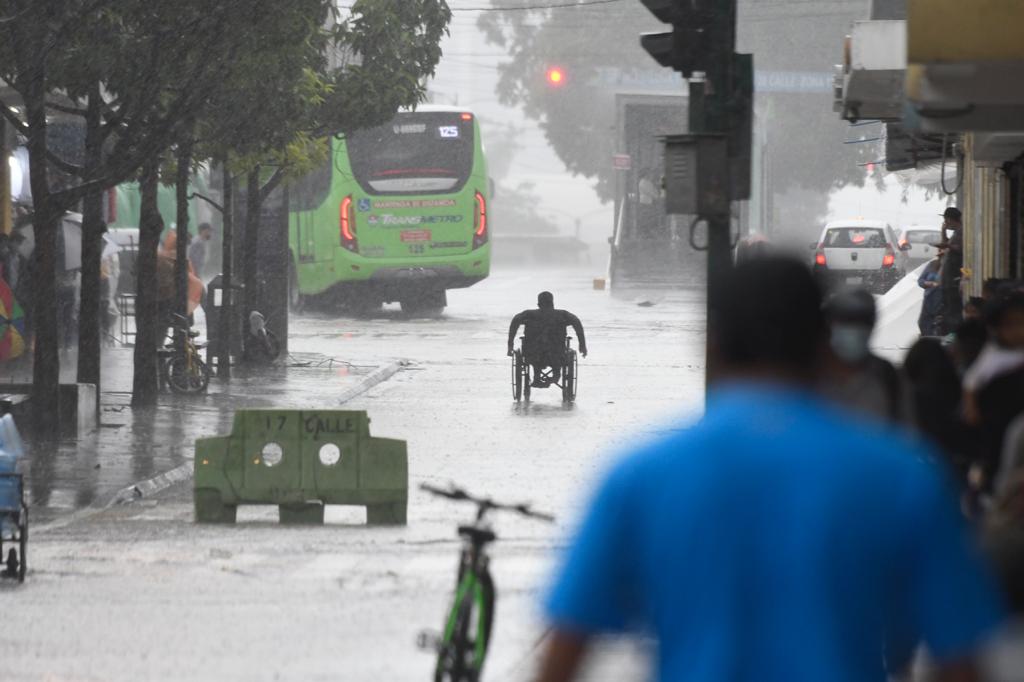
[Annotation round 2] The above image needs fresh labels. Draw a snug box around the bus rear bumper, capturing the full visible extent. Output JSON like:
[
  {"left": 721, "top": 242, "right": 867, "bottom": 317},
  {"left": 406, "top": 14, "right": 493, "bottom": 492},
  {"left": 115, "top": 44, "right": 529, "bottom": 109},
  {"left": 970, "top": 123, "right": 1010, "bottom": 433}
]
[
  {"left": 368, "top": 266, "right": 486, "bottom": 291},
  {"left": 327, "top": 272, "right": 486, "bottom": 303}
]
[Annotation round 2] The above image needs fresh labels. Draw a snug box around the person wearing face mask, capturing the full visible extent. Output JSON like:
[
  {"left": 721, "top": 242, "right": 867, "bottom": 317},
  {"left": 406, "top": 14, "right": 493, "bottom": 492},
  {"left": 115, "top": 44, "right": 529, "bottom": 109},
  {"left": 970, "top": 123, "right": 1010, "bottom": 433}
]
[{"left": 821, "top": 289, "right": 903, "bottom": 423}]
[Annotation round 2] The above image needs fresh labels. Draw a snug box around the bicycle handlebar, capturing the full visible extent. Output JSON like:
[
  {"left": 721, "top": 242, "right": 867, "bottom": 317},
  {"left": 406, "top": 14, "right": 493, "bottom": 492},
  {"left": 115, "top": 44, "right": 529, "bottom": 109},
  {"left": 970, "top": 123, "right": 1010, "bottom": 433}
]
[{"left": 420, "top": 483, "right": 555, "bottom": 522}]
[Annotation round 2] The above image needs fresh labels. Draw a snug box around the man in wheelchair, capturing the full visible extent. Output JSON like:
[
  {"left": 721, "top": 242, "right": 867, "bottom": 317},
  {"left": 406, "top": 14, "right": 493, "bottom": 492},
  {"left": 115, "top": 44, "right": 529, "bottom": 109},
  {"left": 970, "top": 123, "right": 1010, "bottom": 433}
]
[{"left": 507, "top": 291, "right": 588, "bottom": 387}]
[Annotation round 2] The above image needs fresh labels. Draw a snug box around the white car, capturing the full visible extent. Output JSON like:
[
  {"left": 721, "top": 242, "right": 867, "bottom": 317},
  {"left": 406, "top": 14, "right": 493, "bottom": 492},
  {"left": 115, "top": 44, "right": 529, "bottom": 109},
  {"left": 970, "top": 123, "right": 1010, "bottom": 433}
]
[
  {"left": 811, "top": 220, "right": 908, "bottom": 293},
  {"left": 898, "top": 225, "right": 943, "bottom": 266}
]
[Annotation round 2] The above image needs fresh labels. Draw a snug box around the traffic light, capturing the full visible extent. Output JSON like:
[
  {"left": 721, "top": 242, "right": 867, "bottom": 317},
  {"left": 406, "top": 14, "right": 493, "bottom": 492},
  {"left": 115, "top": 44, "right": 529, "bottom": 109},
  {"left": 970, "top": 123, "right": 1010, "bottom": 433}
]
[
  {"left": 545, "top": 66, "right": 566, "bottom": 87},
  {"left": 639, "top": 0, "right": 709, "bottom": 77}
]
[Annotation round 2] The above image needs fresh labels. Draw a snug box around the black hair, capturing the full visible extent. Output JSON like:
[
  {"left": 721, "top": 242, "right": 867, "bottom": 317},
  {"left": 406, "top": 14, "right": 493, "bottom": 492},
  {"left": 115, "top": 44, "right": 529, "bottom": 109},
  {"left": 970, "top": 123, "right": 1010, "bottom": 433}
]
[
  {"left": 904, "top": 337, "right": 959, "bottom": 389},
  {"left": 537, "top": 291, "right": 554, "bottom": 309},
  {"left": 953, "top": 318, "right": 988, "bottom": 372},
  {"left": 825, "top": 289, "right": 876, "bottom": 327},
  {"left": 985, "top": 290, "right": 1024, "bottom": 328},
  {"left": 708, "top": 256, "right": 825, "bottom": 371},
  {"left": 965, "top": 296, "right": 986, "bottom": 314},
  {"left": 983, "top": 277, "right": 1006, "bottom": 298},
  {"left": 198, "top": 222, "right": 213, "bottom": 233}
]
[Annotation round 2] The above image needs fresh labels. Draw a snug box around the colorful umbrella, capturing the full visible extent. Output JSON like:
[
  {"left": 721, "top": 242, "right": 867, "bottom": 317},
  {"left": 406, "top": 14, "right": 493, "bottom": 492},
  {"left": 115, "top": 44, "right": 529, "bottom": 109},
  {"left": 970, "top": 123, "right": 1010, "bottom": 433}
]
[{"left": 0, "top": 277, "right": 26, "bottom": 361}]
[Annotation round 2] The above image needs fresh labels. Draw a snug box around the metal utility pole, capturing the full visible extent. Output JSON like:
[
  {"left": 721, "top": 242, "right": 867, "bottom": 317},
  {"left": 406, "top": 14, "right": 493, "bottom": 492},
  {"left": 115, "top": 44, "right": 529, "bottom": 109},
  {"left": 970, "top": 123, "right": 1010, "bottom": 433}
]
[
  {"left": 639, "top": 0, "right": 752, "bottom": 388},
  {"left": 0, "top": 118, "right": 10, "bottom": 236},
  {"left": 219, "top": 162, "right": 234, "bottom": 379}
]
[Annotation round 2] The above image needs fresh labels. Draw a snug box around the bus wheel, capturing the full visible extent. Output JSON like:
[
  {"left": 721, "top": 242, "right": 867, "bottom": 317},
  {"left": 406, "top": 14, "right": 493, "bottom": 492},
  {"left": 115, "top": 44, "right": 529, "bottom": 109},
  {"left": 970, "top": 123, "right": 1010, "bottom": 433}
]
[{"left": 400, "top": 290, "right": 446, "bottom": 317}]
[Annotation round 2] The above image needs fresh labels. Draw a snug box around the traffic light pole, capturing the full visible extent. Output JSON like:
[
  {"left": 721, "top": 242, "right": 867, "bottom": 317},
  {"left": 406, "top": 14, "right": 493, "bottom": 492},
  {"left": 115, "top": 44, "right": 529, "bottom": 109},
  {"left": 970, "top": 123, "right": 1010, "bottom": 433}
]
[
  {"left": 639, "top": 0, "right": 748, "bottom": 391},
  {"left": 688, "top": 2, "right": 737, "bottom": 390}
]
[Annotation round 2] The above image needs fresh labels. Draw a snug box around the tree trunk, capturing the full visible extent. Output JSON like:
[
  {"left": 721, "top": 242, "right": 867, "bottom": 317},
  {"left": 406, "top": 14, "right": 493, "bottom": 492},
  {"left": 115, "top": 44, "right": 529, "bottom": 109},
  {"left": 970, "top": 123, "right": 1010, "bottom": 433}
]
[
  {"left": 77, "top": 85, "right": 105, "bottom": 404},
  {"left": 218, "top": 161, "right": 233, "bottom": 378},
  {"left": 175, "top": 136, "right": 193, "bottom": 319},
  {"left": 262, "top": 186, "right": 289, "bottom": 356},
  {"left": 131, "top": 160, "right": 163, "bottom": 407},
  {"left": 23, "top": 62, "right": 60, "bottom": 437},
  {"left": 243, "top": 167, "right": 261, "bottom": 318},
  {"left": 240, "top": 167, "right": 263, "bottom": 359}
]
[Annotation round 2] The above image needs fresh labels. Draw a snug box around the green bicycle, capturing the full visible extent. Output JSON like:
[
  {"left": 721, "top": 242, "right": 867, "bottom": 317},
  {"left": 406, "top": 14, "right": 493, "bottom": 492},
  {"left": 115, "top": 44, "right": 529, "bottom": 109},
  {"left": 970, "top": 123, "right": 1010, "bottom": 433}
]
[{"left": 418, "top": 483, "right": 554, "bottom": 682}]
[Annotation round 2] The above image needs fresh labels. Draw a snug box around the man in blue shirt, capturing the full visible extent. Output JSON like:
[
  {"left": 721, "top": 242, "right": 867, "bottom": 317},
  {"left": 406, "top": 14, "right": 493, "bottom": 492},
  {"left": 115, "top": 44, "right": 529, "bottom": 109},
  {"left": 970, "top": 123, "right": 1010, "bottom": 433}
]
[{"left": 537, "top": 257, "right": 1004, "bottom": 682}]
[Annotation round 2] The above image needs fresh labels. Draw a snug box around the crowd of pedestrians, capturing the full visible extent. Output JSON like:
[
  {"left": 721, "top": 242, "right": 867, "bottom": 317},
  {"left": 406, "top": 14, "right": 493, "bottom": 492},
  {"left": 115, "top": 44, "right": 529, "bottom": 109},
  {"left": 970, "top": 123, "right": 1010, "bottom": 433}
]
[
  {"left": 0, "top": 208, "right": 215, "bottom": 357},
  {"left": 537, "top": 255, "right": 1023, "bottom": 682}
]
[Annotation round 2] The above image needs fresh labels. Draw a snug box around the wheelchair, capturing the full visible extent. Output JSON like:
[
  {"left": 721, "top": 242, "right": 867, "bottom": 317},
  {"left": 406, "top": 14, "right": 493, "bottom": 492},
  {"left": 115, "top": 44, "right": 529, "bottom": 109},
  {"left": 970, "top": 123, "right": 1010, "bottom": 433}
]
[
  {"left": 511, "top": 336, "right": 578, "bottom": 404},
  {"left": 0, "top": 472, "right": 27, "bottom": 582}
]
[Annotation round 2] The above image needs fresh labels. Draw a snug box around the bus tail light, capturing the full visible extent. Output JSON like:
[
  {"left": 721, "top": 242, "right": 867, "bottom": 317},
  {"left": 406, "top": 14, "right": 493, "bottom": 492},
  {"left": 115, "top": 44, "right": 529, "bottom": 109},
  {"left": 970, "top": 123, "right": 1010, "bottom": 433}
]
[
  {"left": 340, "top": 195, "right": 358, "bottom": 252},
  {"left": 472, "top": 191, "right": 488, "bottom": 249}
]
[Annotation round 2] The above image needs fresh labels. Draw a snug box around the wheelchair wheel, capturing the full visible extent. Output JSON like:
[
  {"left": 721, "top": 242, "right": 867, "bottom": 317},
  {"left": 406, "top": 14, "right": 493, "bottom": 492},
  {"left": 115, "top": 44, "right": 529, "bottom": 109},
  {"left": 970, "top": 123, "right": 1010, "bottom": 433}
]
[
  {"left": 512, "top": 350, "right": 525, "bottom": 402},
  {"left": 17, "top": 507, "right": 25, "bottom": 582},
  {"left": 562, "top": 350, "right": 578, "bottom": 403}
]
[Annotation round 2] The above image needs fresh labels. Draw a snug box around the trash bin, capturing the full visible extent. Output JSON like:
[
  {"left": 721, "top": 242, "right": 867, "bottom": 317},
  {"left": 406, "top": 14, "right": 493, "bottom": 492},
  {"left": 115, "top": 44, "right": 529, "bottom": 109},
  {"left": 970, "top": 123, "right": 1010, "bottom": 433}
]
[{"left": 205, "top": 275, "right": 244, "bottom": 369}]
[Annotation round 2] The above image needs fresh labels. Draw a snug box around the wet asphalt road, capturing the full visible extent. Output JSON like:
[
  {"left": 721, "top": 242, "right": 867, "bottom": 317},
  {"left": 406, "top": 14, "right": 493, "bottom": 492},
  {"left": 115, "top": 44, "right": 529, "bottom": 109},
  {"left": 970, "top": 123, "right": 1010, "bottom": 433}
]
[{"left": 3, "top": 265, "right": 706, "bottom": 681}]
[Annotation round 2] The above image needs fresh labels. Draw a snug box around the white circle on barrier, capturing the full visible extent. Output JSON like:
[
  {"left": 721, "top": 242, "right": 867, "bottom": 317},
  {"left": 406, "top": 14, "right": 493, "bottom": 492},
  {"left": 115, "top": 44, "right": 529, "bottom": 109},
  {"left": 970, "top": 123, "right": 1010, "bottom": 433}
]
[
  {"left": 319, "top": 443, "right": 341, "bottom": 466},
  {"left": 261, "top": 442, "right": 283, "bottom": 467}
]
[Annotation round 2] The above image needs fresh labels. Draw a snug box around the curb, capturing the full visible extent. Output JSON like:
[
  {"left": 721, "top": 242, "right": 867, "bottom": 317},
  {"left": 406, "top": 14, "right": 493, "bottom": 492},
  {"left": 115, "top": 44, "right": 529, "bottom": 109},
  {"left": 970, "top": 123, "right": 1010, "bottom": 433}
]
[
  {"left": 109, "top": 359, "right": 406, "bottom": 504},
  {"left": 335, "top": 360, "right": 405, "bottom": 404}
]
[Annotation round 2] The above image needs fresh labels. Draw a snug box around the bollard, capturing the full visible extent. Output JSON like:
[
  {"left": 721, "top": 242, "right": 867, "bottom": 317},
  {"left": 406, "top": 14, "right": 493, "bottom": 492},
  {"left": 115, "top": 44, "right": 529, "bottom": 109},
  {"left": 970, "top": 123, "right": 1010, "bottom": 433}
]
[{"left": 194, "top": 409, "right": 408, "bottom": 525}]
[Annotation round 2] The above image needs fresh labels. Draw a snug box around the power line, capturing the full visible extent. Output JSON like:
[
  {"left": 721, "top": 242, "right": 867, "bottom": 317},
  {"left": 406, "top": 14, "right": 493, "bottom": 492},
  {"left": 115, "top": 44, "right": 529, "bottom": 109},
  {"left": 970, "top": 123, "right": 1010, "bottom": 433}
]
[
  {"left": 449, "top": 0, "right": 627, "bottom": 10},
  {"left": 341, "top": 0, "right": 627, "bottom": 11}
]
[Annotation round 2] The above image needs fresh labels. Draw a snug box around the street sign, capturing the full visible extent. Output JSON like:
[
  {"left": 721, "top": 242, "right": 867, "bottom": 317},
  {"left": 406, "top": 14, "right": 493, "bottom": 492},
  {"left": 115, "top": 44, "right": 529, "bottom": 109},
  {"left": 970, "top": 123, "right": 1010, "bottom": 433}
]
[
  {"left": 592, "top": 67, "right": 832, "bottom": 94},
  {"left": 612, "top": 153, "right": 632, "bottom": 170}
]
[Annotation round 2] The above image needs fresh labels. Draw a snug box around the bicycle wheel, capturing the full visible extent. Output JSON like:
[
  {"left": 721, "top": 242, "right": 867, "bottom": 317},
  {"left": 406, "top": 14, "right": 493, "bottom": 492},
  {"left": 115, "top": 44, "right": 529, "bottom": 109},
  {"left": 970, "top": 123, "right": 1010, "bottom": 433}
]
[
  {"left": 435, "top": 574, "right": 492, "bottom": 682},
  {"left": 167, "top": 355, "right": 210, "bottom": 394},
  {"left": 562, "top": 350, "right": 577, "bottom": 403},
  {"left": 477, "top": 568, "right": 496, "bottom": 669},
  {"left": 512, "top": 351, "right": 523, "bottom": 402}
]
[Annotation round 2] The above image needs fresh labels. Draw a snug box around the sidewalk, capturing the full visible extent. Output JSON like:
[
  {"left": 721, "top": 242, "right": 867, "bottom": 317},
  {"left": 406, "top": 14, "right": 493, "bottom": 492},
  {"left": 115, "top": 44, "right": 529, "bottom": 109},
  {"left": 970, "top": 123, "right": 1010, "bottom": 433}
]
[{"left": 7, "top": 344, "right": 384, "bottom": 525}]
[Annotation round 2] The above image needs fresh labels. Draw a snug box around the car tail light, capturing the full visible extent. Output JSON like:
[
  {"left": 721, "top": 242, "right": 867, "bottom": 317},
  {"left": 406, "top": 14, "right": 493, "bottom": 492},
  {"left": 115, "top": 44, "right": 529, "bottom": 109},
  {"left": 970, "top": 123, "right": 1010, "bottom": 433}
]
[
  {"left": 882, "top": 246, "right": 895, "bottom": 267},
  {"left": 339, "top": 195, "right": 358, "bottom": 252},
  {"left": 472, "top": 191, "right": 488, "bottom": 249},
  {"left": 814, "top": 246, "right": 826, "bottom": 267}
]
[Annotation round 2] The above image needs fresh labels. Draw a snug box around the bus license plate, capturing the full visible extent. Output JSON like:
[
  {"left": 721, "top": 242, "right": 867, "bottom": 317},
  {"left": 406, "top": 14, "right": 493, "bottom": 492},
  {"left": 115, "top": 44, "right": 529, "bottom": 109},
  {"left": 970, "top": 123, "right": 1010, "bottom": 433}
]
[
  {"left": 846, "top": 276, "right": 863, "bottom": 285},
  {"left": 400, "top": 230, "right": 432, "bottom": 243}
]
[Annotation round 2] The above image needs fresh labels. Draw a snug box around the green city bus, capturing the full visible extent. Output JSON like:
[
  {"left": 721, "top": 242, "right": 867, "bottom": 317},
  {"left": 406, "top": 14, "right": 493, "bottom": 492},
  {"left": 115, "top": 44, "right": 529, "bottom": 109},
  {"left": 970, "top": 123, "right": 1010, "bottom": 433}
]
[{"left": 288, "top": 105, "right": 491, "bottom": 314}]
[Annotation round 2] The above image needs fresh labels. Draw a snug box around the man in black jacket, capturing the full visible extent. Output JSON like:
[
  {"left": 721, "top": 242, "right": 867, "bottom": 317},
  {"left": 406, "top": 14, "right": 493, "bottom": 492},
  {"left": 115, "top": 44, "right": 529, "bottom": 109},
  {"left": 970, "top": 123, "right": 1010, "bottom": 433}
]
[{"left": 508, "top": 291, "right": 588, "bottom": 387}]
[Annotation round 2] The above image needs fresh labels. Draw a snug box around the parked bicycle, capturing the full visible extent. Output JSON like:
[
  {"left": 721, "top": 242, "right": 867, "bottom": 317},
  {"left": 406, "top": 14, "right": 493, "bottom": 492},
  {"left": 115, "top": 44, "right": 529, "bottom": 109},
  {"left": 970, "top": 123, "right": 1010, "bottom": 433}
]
[
  {"left": 159, "top": 313, "right": 210, "bottom": 394},
  {"left": 418, "top": 483, "right": 554, "bottom": 682}
]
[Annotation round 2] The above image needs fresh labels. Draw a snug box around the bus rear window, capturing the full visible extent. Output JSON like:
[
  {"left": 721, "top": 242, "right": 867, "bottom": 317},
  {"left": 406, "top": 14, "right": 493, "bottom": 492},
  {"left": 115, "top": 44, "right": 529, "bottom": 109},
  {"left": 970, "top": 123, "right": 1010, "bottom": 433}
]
[{"left": 346, "top": 113, "right": 474, "bottom": 195}]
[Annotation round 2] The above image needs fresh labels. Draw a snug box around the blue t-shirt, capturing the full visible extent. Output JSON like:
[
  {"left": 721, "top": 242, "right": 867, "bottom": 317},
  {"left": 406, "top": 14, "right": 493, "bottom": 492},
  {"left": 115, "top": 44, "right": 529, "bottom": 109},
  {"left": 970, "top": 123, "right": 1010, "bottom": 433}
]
[{"left": 546, "top": 384, "right": 1005, "bottom": 682}]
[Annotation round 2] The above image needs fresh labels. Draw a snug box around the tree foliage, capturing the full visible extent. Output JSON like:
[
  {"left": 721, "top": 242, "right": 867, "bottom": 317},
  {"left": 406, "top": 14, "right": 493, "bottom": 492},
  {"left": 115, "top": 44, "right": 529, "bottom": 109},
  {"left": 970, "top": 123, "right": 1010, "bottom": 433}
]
[{"left": 0, "top": 0, "right": 453, "bottom": 418}]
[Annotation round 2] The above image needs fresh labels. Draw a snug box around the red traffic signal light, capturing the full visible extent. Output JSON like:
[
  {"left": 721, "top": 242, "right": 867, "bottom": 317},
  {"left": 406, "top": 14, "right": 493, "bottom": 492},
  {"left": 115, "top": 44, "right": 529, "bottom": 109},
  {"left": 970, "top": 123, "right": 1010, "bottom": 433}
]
[{"left": 545, "top": 67, "right": 566, "bottom": 87}]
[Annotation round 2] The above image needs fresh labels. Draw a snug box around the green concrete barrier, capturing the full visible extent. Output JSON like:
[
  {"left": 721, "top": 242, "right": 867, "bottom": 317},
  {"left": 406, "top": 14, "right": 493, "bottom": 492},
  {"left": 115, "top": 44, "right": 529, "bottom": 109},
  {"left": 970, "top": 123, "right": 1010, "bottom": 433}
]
[{"left": 194, "top": 409, "right": 408, "bottom": 525}]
